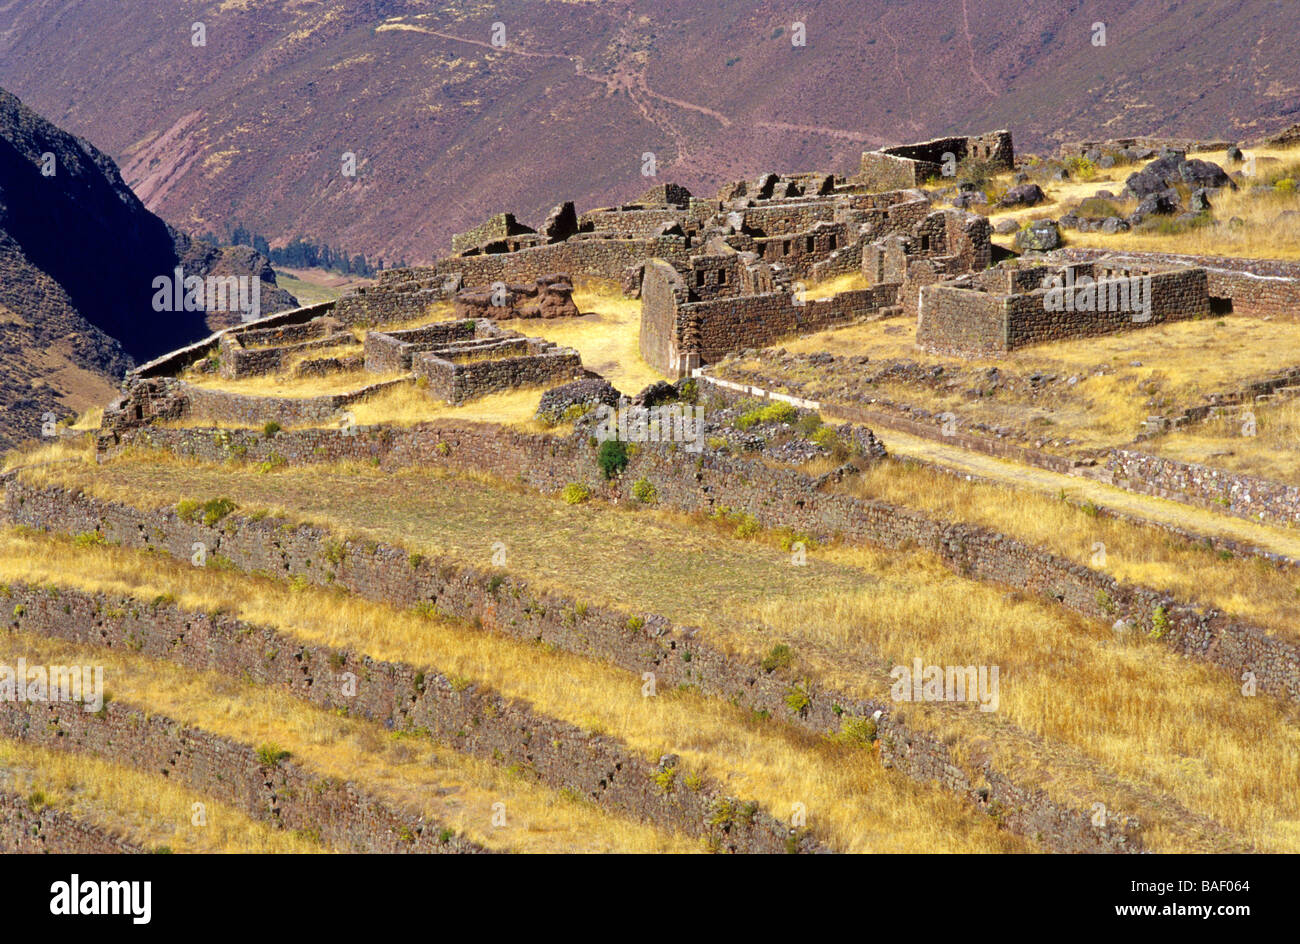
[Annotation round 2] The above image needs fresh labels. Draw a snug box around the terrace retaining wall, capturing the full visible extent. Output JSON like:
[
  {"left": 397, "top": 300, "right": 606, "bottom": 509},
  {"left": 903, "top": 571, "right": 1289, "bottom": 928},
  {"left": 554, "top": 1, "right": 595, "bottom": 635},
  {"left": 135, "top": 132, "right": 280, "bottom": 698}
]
[
  {"left": 1, "top": 582, "right": 813, "bottom": 854},
  {"left": 0, "top": 479, "right": 1148, "bottom": 853}
]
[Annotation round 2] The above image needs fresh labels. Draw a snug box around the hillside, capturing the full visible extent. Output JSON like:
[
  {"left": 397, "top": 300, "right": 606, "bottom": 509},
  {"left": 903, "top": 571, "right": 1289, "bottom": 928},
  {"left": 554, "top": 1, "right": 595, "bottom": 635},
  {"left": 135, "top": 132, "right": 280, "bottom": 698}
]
[
  {"left": 0, "top": 86, "right": 297, "bottom": 450},
  {"left": 0, "top": 0, "right": 1295, "bottom": 263}
]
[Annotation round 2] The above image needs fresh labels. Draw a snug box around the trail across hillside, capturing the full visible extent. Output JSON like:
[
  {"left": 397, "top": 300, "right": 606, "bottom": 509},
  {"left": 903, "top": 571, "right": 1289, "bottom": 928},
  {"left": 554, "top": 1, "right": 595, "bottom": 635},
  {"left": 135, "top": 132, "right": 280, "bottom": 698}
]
[{"left": 847, "top": 420, "right": 1300, "bottom": 563}]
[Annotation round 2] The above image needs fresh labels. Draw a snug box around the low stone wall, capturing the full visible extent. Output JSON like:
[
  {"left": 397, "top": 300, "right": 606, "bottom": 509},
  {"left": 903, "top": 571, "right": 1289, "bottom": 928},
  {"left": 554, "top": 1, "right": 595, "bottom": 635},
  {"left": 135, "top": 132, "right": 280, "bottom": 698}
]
[
  {"left": 0, "top": 478, "right": 1147, "bottom": 852},
  {"left": 2, "top": 580, "right": 812, "bottom": 854},
  {"left": 179, "top": 378, "right": 409, "bottom": 428},
  {"left": 1106, "top": 450, "right": 1300, "bottom": 527},
  {"left": 92, "top": 419, "right": 1300, "bottom": 706},
  {"left": 363, "top": 321, "right": 477, "bottom": 373},
  {"left": 0, "top": 698, "right": 486, "bottom": 854},
  {"left": 127, "top": 302, "right": 337, "bottom": 380},
  {"left": 1056, "top": 248, "right": 1300, "bottom": 318},
  {"left": 430, "top": 236, "right": 693, "bottom": 284},
  {"left": 0, "top": 791, "right": 144, "bottom": 854},
  {"left": 411, "top": 342, "right": 582, "bottom": 404}
]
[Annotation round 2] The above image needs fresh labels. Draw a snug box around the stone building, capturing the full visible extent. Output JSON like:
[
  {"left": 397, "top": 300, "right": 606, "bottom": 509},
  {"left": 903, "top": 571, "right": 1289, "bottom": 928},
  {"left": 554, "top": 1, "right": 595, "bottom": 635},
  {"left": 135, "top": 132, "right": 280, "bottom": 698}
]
[{"left": 916, "top": 258, "right": 1211, "bottom": 356}]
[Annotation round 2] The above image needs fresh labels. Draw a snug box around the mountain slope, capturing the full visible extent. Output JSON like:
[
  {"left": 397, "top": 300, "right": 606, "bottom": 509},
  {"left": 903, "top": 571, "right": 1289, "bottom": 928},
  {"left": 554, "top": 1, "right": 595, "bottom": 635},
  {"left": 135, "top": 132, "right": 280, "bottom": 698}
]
[
  {"left": 0, "top": 0, "right": 1294, "bottom": 263},
  {"left": 0, "top": 86, "right": 296, "bottom": 451}
]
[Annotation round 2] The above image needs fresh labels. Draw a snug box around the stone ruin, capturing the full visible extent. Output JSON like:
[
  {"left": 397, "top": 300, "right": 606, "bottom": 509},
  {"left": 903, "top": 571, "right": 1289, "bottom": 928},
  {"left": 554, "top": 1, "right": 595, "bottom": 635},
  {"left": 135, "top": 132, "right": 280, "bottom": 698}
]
[
  {"left": 452, "top": 273, "right": 580, "bottom": 320},
  {"left": 363, "top": 319, "right": 582, "bottom": 404},
  {"left": 855, "top": 130, "right": 1014, "bottom": 190},
  {"left": 916, "top": 258, "right": 1211, "bottom": 356}
]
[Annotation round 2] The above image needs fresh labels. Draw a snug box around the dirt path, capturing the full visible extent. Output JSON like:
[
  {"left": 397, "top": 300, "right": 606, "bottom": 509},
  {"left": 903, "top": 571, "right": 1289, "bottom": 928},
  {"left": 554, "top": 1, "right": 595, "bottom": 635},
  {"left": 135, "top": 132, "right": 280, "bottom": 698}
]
[{"left": 860, "top": 420, "right": 1300, "bottom": 561}]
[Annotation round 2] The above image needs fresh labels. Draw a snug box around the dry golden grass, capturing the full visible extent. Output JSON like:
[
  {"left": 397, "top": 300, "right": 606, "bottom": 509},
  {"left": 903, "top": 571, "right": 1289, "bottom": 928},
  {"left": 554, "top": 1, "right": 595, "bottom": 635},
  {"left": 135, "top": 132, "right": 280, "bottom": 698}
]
[
  {"left": 803, "top": 271, "right": 871, "bottom": 299},
  {"left": 0, "top": 529, "right": 1029, "bottom": 854},
  {"left": 1147, "top": 396, "right": 1300, "bottom": 483},
  {"left": 0, "top": 625, "right": 701, "bottom": 854},
  {"left": 983, "top": 144, "right": 1300, "bottom": 259},
  {"left": 0, "top": 739, "right": 324, "bottom": 853},
  {"left": 13, "top": 451, "right": 1300, "bottom": 849},
  {"left": 750, "top": 313, "right": 1300, "bottom": 452},
  {"left": 181, "top": 367, "right": 408, "bottom": 399},
  {"left": 1, "top": 432, "right": 95, "bottom": 473},
  {"left": 840, "top": 459, "right": 1300, "bottom": 633},
  {"left": 347, "top": 382, "right": 562, "bottom": 432},
  {"left": 496, "top": 277, "right": 664, "bottom": 393}
]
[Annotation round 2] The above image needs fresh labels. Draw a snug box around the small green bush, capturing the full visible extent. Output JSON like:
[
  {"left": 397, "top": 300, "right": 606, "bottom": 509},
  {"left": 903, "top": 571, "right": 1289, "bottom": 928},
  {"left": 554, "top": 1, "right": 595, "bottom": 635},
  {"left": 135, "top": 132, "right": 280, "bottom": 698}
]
[
  {"left": 262, "top": 421, "right": 281, "bottom": 438},
  {"left": 596, "top": 439, "right": 629, "bottom": 478}
]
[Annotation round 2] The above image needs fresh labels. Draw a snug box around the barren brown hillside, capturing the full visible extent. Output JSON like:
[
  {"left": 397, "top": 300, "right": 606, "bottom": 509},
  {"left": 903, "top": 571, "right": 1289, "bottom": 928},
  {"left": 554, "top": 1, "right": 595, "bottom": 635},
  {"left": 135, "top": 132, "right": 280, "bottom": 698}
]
[{"left": 0, "top": 0, "right": 1295, "bottom": 263}]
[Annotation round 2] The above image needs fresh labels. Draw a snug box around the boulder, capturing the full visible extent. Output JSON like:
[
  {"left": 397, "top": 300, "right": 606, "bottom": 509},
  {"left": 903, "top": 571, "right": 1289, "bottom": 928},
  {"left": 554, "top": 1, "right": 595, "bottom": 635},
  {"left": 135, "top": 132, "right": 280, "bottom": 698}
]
[
  {"left": 993, "top": 218, "right": 1021, "bottom": 235},
  {"left": 998, "top": 183, "right": 1047, "bottom": 208},
  {"left": 1135, "top": 190, "right": 1180, "bottom": 216},
  {"left": 1100, "top": 216, "right": 1130, "bottom": 234},
  {"left": 1190, "top": 187, "right": 1213, "bottom": 213},
  {"left": 1014, "top": 219, "right": 1061, "bottom": 251},
  {"left": 952, "top": 191, "right": 988, "bottom": 209}
]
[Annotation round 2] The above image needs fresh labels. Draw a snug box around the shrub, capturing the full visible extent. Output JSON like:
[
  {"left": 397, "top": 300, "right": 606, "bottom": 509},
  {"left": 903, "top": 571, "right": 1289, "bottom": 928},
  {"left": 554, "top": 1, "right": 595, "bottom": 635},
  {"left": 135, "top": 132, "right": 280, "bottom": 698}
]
[
  {"left": 255, "top": 744, "right": 291, "bottom": 766},
  {"left": 784, "top": 686, "right": 811, "bottom": 714},
  {"left": 176, "top": 499, "right": 202, "bottom": 522},
  {"left": 596, "top": 439, "right": 628, "bottom": 478},
  {"left": 262, "top": 421, "right": 281, "bottom": 438},
  {"left": 562, "top": 483, "right": 591, "bottom": 505},
  {"left": 1276, "top": 178, "right": 1296, "bottom": 194},
  {"left": 733, "top": 512, "right": 761, "bottom": 539},
  {"left": 1150, "top": 605, "right": 1171, "bottom": 639},
  {"left": 73, "top": 531, "right": 105, "bottom": 548},
  {"left": 837, "top": 717, "right": 878, "bottom": 745},
  {"left": 201, "top": 497, "right": 236, "bottom": 527},
  {"left": 735, "top": 402, "right": 798, "bottom": 430},
  {"left": 1065, "top": 155, "right": 1097, "bottom": 180},
  {"left": 760, "top": 643, "right": 793, "bottom": 673},
  {"left": 631, "top": 478, "right": 657, "bottom": 504},
  {"left": 795, "top": 412, "right": 823, "bottom": 436}
]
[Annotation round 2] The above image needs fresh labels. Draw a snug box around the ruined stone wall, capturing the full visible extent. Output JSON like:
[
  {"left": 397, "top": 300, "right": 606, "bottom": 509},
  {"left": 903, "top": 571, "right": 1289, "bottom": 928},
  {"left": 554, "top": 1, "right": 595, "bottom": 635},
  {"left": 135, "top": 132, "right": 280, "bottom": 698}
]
[
  {"left": 579, "top": 207, "right": 697, "bottom": 237},
  {"left": 0, "top": 698, "right": 485, "bottom": 854},
  {"left": 3, "top": 477, "right": 1153, "bottom": 852},
  {"left": 857, "top": 151, "right": 929, "bottom": 190},
  {"left": 1055, "top": 248, "right": 1300, "bottom": 318},
  {"left": 916, "top": 285, "right": 1007, "bottom": 355},
  {"left": 432, "top": 236, "right": 693, "bottom": 284},
  {"left": 451, "top": 212, "right": 533, "bottom": 254},
  {"left": 1006, "top": 268, "right": 1210, "bottom": 349},
  {"left": 178, "top": 379, "right": 409, "bottom": 428},
  {"left": 0, "top": 792, "right": 145, "bottom": 854},
  {"left": 412, "top": 345, "right": 582, "bottom": 404},
  {"left": 638, "top": 259, "right": 691, "bottom": 375},
  {"left": 682, "top": 287, "right": 892, "bottom": 366},
  {"left": 739, "top": 202, "right": 837, "bottom": 236},
  {"left": 752, "top": 222, "right": 854, "bottom": 279},
  {"left": 919, "top": 268, "right": 1211, "bottom": 355},
  {"left": 333, "top": 284, "right": 445, "bottom": 327},
  {"left": 1106, "top": 450, "right": 1300, "bottom": 527},
  {"left": 1, "top": 580, "right": 811, "bottom": 854},
  {"left": 363, "top": 322, "right": 477, "bottom": 374}
]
